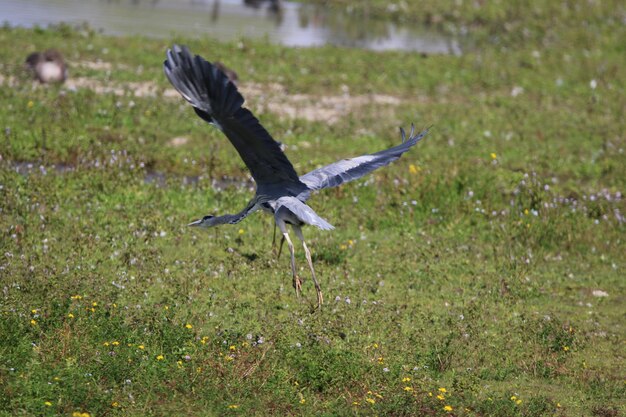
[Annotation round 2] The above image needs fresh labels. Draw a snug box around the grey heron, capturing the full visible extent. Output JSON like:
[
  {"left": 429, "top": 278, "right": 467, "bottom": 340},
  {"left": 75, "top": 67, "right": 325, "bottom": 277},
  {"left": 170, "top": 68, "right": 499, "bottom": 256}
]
[{"left": 164, "top": 45, "right": 428, "bottom": 309}]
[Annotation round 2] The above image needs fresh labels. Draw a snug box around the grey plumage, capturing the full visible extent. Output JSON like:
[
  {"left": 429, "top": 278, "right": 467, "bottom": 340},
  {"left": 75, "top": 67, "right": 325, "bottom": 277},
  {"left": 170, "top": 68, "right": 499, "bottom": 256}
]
[{"left": 164, "top": 45, "right": 428, "bottom": 308}]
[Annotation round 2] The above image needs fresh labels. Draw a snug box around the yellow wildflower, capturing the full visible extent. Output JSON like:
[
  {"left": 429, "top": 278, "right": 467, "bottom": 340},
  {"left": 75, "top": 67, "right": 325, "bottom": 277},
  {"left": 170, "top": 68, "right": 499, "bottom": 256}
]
[
  {"left": 299, "top": 398, "right": 305, "bottom": 404},
  {"left": 28, "top": 101, "right": 34, "bottom": 108},
  {"left": 229, "top": 345, "right": 237, "bottom": 351},
  {"left": 30, "top": 319, "right": 37, "bottom": 325},
  {"left": 238, "top": 229, "right": 245, "bottom": 235},
  {"left": 403, "top": 386, "right": 413, "bottom": 392},
  {"left": 444, "top": 405, "right": 453, "bottom": 411},
  {"left": 340, "top": 244, "right": 347, "bottom": 250},
  {"left": 92, "top": 302, "right": 97, "bottom": 307},
  {"left": 138, "top": 345, "right": 145, "bottom": 350},
  {"left": 70, "top": 295, "right": 82, "bottom": 300},
  {"left": 438, "top": 387, "right": 447, "bottom": 393},
  {"left": 31, "top": 309, "right": 38, "bottom": 314},
  {"left": 44, "top": 401, "right": 52, "bottom": 406},
  {"left": 67, "top": 313, "right": 74, "bottom": 318},
  {"left": 563, "top": 346, "right": 570, "bottom": 351},
  {"left": 365, "top": 398, "right": 376, "bottom": 404},
  {"left": 156, "top": 354, "right": 164, "bottom": 361},
  {"left": 516, "top": 399, "right": 522, "bottom": 405},
  {"left": 111, "top": 402, "right": 119, "bottom": 407},
  {"left": 510, "top": 395, "right": 517, "bottom": 401},
  {"left": 402, "top": 377, "right": 411, "bottom": 382},
  {"left": 409, "top": 164, "right": 420, "bottom": 174},
  {"left": 352, "top": 401, "right": 359, "bottom": 406},
  {"left": 228, "top": 404, "right": 239, "bottom": 409},
  {"left": 112, "top": 341, "right": 120, "bottom": 346},
  {"left": 437, "top": 394, "right": 445, "bottom": 401},
  {"left": 490, "top": 152, "right": 497, "bottom": 160},
  {"left": 185, "top": 323, "right": 193, "bottom": 329}
]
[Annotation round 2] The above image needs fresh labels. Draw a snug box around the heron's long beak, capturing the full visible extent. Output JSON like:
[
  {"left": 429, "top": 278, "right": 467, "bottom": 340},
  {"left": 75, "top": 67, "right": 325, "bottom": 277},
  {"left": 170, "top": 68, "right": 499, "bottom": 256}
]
[{"left": 187, "top": 219, "right": 202, "bottom": 227}]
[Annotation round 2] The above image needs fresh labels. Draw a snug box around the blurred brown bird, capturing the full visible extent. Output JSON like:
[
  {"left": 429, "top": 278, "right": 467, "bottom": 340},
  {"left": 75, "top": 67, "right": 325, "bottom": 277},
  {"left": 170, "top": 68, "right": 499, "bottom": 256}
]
[{"left": 25, "top": 49, "right": 68, "bottom": 84}]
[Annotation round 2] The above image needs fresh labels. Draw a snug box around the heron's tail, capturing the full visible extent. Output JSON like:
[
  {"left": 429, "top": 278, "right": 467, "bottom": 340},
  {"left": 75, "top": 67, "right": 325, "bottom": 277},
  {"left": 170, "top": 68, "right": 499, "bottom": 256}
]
[{"left": 164, "top": 45, "right": 243, "bottom": 119}]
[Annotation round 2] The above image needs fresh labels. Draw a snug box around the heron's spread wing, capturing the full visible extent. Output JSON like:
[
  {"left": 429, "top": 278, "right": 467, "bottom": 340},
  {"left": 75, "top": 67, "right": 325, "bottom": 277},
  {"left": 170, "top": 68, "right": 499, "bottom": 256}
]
[
  {"left": 276, "top": 197, "right": 334, "bottom": 230},
  {"left": 164, "top": 45, "right": 304, "bottom": 189},
  {"left": 299, "top": 126, "right": 428, "bottom": 192}
]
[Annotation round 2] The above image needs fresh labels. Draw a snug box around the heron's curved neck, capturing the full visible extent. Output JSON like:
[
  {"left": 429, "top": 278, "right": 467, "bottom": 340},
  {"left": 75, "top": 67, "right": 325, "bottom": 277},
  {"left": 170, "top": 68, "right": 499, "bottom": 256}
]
[{"left": 213, "top": 198, "right": 260, "bottom": 226}]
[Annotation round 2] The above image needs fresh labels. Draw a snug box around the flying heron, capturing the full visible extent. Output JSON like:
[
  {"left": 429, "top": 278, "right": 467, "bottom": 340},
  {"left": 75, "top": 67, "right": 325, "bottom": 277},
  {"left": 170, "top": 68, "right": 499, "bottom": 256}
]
[{"left": 164, "top": 45, "right": 428, "bottom": 309}]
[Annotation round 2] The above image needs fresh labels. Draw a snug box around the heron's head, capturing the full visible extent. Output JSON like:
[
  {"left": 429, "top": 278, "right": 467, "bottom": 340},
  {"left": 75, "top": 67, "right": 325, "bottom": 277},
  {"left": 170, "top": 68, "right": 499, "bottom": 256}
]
[{"left": 187, "top": 215, "right": 218, "bottom": 228}]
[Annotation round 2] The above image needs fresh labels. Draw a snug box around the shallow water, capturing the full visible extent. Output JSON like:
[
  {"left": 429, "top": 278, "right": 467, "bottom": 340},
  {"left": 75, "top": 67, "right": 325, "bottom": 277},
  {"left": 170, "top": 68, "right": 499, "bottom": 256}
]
[{"left": 4, "top": 0, "right": 461, "bottom": 54}]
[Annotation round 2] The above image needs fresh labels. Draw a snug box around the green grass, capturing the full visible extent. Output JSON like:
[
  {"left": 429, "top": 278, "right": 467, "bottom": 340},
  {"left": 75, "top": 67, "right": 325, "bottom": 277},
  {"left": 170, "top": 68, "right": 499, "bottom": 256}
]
[{"left": 0, "top": 2, "right": 625, "bottom": 415}]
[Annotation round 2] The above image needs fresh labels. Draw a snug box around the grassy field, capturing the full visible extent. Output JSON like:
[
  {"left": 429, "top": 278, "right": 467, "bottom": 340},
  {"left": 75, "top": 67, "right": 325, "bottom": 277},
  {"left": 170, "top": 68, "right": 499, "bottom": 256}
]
[{"left": 0, "top": 1, "right": 625, "bottom": 415}]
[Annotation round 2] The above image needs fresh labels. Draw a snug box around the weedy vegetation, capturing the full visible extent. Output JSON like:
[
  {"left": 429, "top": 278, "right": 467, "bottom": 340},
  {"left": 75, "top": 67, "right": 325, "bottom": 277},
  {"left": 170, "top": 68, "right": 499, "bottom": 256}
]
[{"left": 0, "top": 1, "right": 624, "bottom": 416}]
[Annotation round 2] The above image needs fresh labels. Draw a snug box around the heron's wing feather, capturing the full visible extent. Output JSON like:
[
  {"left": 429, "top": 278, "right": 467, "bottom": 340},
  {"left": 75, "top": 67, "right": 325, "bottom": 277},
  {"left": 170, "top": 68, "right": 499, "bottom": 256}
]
[
  {"left": 164, "top": 45, "right": 303, "bottom": 187},
  {"left": 300, "top": 127, "right": 428, "bottom": 191},
  {"left": 276, "top": 197, "right": 334, "bottom": 230}
]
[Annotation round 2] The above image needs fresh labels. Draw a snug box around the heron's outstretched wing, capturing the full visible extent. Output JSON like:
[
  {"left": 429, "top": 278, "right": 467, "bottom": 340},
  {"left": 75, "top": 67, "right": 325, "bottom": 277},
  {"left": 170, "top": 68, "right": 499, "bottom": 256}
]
[
  {"left": 164, "top": 45, "right": 304, "bottom": 190},
  {"left": 299, "top": 125, "right": 428, "bottom": 192},
  {"left": 276, "top": 197, "right": 334, "bottom": 230}
]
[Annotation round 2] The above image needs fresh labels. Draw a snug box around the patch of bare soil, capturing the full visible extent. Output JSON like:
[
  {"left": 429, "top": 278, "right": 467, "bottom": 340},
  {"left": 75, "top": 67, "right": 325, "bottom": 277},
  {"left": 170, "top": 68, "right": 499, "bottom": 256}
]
[{"left": 3, "top": 60, "right": 406, "bottom": 124}]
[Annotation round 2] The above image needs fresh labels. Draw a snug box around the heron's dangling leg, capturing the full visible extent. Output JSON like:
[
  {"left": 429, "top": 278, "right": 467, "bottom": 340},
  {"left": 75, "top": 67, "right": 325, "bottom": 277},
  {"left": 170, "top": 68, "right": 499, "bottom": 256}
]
[
  {"left": 282, "top": 231, "right": 302, "bottom": 297},
  {"left": 277, "top": 235, "right": 285, "bottom": 259},
  {"left": 276, "top": 219, "right": 302, "bottom": 297},
  {"left": 293, "top": 225, "right": 323, "bottom": 308},
  {"left": 271, "top": 222, "right": 286, "bottom": 260},
  {"left": 272, "top": 221, "right": 277, "bottom": 247}
]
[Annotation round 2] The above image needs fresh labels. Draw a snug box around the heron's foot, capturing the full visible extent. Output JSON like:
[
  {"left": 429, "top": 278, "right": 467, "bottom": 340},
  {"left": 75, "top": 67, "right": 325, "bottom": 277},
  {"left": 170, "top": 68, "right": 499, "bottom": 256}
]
[{"left": 293, "top": 275, "right": 303, "bottom": 297}]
